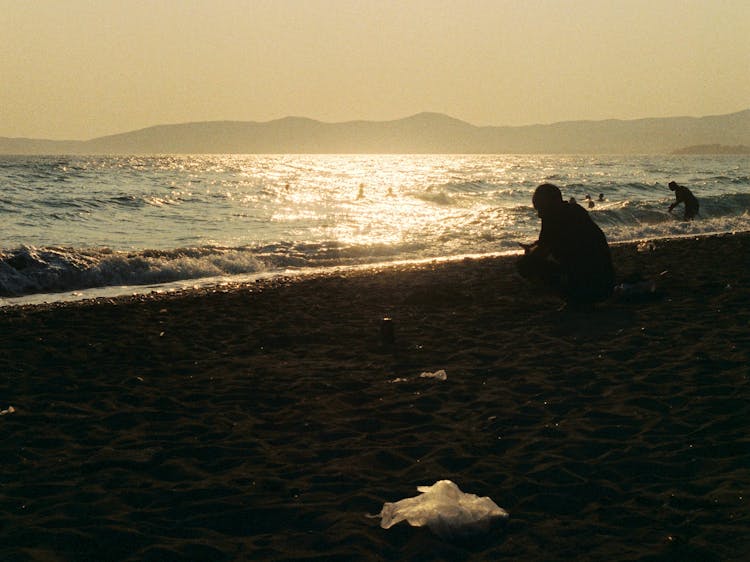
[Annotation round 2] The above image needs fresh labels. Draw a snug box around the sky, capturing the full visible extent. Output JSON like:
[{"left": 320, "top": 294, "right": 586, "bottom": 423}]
[{"left": 1, "top": 0, "right": 748, "bottom": 140}]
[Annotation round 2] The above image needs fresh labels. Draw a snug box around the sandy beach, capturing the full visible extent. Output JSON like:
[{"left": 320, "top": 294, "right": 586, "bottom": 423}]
[{"left": 1, "top": 232, "right": 748, "bottom": 561}]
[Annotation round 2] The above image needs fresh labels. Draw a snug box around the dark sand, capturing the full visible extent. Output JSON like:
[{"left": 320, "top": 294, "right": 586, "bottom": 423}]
[{"left": 1, "top": 233, "right": 748, "bottom": 561}]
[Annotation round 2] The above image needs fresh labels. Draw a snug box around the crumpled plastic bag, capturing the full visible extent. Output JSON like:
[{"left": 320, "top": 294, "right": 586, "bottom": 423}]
[{"left": 376, "top": 480, "right": 508, "bottom": 538}]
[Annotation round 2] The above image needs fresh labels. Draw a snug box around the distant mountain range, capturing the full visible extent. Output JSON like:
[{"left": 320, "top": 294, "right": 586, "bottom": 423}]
[{"left": 2, "top": 109, "right": 749, "bottom": 155}]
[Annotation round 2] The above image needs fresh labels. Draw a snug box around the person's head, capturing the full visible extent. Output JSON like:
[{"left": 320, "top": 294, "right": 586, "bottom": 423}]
[
  {"left": 532, "top": 183, "right": 564, "bottom": 217},
  {"left": 668, "top": 181, "right": 678, "bottom": 191}
]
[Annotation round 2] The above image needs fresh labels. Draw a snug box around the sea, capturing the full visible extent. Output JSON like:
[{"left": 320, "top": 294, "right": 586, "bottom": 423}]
[{"left": 1, "top": 153, "right": 748, "bottom": 306}]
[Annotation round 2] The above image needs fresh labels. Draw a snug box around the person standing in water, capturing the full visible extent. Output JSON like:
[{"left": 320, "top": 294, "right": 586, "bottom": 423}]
[
  {"left": 517, "top": 183, "right": 614, "bottom": 305},
  {"left": 668, "top": 181, "right": 699, "bottom": 220}
]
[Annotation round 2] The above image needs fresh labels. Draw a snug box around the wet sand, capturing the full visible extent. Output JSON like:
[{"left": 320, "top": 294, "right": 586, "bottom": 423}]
[{"left": 1, "top": 233, "right": 749, "bottom": 561}]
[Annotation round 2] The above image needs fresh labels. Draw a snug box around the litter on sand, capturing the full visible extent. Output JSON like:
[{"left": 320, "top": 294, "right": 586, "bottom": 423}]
[
  {"left": 419, "top": 369, "right": 447, "bottom": 381},
  {"left": 376, "top": 480, "right": 508, "bottom": 538}
]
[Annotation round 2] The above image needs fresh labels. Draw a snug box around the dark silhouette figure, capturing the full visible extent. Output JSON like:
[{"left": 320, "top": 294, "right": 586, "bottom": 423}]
[
  {"left": 584, "top": 194, "right": 595, "bottom": 208},
  {"left": 517, "top": 183, "right": 614, "bottom": 304},
  {"left": 668, "top": 181, "right": 699, "bottom": 220},
  {"left": 598, "top": 193, "right": 605, "bottom": 202}
]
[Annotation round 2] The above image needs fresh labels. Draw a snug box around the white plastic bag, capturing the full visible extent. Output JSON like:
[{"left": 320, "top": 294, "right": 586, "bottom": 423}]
[{"left": 377, "top": 480, "right": 508, "bottom": 538}]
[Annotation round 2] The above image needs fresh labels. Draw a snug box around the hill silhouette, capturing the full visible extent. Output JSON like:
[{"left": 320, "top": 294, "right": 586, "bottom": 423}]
[{"left": 2, "top": 109, "right": 748, "bottom": 154}]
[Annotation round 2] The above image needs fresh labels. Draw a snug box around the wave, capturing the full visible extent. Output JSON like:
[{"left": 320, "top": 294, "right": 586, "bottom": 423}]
[
  {"left": 413, "top": 191, "right": 454, "bottom": 206},
  {"left": 597, "top": 192, "right": 750, "bottom": 220},
  {"left": 0, "top": 246, "right": 266, "bottom": 298},
  {"left": 0, "top": 240, "right": 433, "bottom": 299}
]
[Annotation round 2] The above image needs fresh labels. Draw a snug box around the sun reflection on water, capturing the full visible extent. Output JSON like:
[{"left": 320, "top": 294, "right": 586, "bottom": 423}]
[{"left": 262, "top": 155, "right": 493, "bottom": 249}]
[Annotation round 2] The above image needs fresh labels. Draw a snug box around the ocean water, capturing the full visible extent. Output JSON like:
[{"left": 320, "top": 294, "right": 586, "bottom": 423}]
[{"left": 1, "top": 154, "right": 748, "bottom": 305}]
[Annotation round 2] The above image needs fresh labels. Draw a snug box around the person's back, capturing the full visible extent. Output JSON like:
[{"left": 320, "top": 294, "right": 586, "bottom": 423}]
[
  {"left": 518, "top": 183, "right": 614, "bottom": 304},
  {"left": 668, "top": 181, "right": 699, "bottom": 220},
  {"left": 539, "top": 198, "right": 614, "bottom": 302}
]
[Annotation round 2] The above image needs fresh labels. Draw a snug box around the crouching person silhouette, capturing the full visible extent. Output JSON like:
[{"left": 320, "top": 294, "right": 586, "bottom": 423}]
[{"left": 517, "top": 183, "right": 614, "bottom": 306}]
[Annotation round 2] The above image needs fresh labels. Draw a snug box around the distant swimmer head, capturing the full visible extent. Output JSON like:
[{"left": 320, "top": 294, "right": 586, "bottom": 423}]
[
  {"left": 532, "top": 183, "right": 563, "bottom": 217},
  {"left": 668, "top": 181, "right": 678, "bottom": 191}
]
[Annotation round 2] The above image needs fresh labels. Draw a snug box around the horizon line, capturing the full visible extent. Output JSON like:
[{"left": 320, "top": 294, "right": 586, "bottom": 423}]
[{"left": 3, "top": 107, "right": 749, "bottom": 143}]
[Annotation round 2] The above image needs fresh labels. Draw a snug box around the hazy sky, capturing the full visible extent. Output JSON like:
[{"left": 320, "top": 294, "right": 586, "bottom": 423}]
[{"left": 2, "top": 0, "right": 748, "bottom": 139}]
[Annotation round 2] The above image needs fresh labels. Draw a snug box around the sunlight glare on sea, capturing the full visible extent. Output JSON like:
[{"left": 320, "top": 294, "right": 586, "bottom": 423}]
[
  {"left": 1, "top": 153, "right": 748, "bottom": 303},
  {"left": 265, "top": 155, "right": 512, "bottom": 250}
]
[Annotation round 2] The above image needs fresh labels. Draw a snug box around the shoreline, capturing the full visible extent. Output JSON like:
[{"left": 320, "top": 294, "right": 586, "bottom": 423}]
[
  {"left": 1, "top": 231, "right": 748, "bottom": 560},
  {"left": 3, "top": 229, "right": 749, "bottom": 311}
]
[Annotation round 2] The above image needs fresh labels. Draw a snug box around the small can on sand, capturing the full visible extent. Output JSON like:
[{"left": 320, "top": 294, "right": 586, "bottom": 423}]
[{"left": 380, "top": 317, "right": 394, "bottom": 345}]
